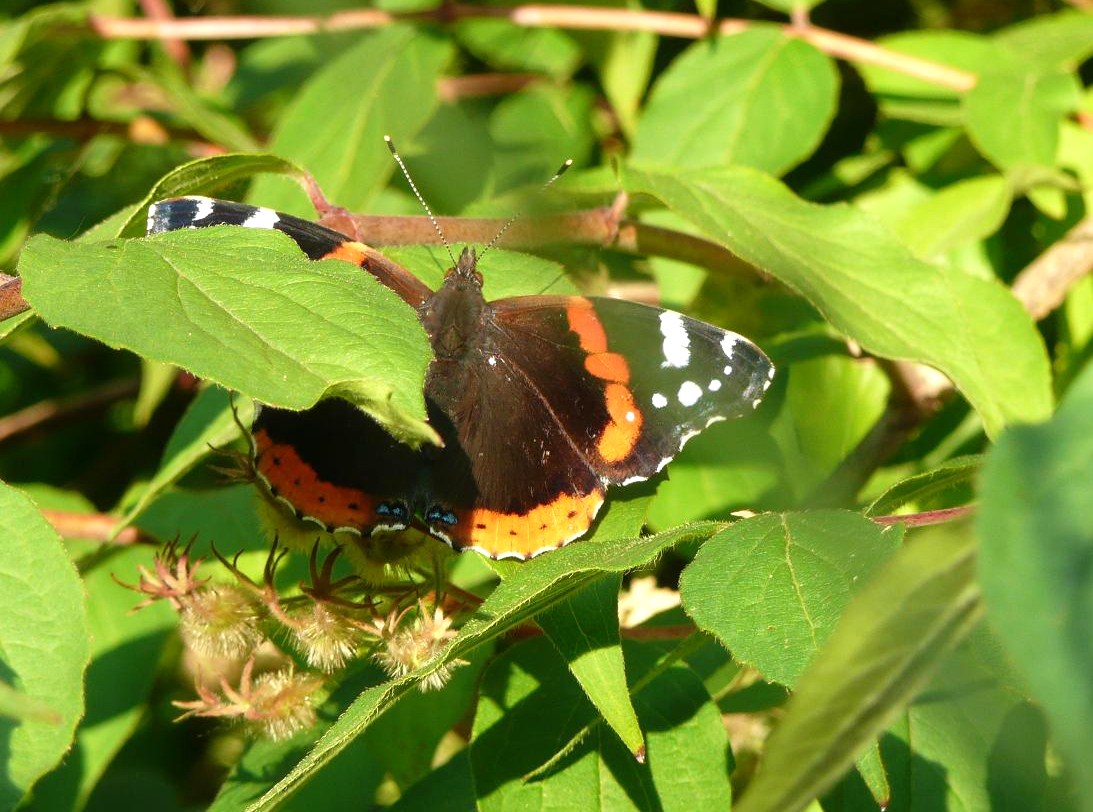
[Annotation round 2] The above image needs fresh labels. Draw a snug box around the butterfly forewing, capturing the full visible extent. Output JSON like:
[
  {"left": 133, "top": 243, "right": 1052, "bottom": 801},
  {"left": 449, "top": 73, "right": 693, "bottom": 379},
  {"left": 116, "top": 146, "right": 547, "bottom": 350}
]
[{"left": 491, "top": 296, "right": 774, "bottom": 485}]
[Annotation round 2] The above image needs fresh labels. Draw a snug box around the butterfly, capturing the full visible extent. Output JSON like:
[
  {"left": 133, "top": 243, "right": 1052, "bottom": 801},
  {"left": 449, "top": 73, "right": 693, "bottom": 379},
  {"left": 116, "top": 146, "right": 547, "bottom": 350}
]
[{"left": 147, "top": 195, "right": 773, "bottom": 559}]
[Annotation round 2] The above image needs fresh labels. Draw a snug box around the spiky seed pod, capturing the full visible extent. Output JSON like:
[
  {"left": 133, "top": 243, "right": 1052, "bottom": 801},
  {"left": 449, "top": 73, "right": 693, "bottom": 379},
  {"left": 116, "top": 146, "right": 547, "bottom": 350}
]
[
  {"left": 290, "top": 602, "right": 363, "bottom": 673},
  {"left": 179, "top": 583, "right": 265, "bottom": 659}
]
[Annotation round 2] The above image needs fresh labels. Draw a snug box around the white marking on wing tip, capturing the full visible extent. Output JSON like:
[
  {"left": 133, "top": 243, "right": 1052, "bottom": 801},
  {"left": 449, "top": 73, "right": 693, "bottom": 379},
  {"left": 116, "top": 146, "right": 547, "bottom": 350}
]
[
  {"left": 242, "top": 207, "right": 280, "bottom": 230},
  {"left": 651, "top": 392, "right": 668, "bottom": 409},
  {"left": 659, "top": 311, "right": 691, "bottom": 368},
  {"left": 721, "top": 334, "right": 737, "bottom": 359},
  {"left": 767, "top": 366, "right": 776, "bottom": 380},
  {"left": 752, "top": 398, "right": 762, "bottom": 409},
  {"left": 431, "top": 529, "right": 455, "bottom": 548},
  {"left": 678, "top": 428, "right": 700, "bottom": 449},
  {"left": 678, "top": 380, "right": 702, "bottom": 407},
  {"left": 370, "top": 523, "right": 406, "bottom": 534},
  {"left": 762, "top": 379, "right": 772, "bottom": 391},
  {"left": 621, "top": 474, "right": 649, "bottom": 486},
  {"left": 656, "top": 457, "right": 673, "bottom": 473},
  {"left": 708, "top": 379, "right": 722, "bottom": 392},
  {"left": 193, "top": 197, "right": 215, "bottom": 222},
  {"left": 487, "top": 355, "right": 497, "bottom": 366},
  {"left": 705, "top": 415, "right": 726, "bottom": 429},
  {"left": 625, "top": 410, "right": 636, "bottom": 422},
  {"left": 494, "top": 548, "right": 529, "bottom": 561}
]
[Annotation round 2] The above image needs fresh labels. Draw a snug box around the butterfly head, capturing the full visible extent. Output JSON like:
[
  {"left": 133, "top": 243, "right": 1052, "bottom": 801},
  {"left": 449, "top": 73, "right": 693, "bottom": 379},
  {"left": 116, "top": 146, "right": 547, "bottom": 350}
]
[{"left": 447, "top": 246, "right": 484, "bottom": 288}]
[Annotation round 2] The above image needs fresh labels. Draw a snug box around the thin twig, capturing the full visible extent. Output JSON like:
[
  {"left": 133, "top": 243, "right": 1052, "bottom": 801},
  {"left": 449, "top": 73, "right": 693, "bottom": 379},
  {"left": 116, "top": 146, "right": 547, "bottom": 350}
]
[
  {"left": 871, "top": 505, "right": 975, "bottom": 528},
  {"left": 0, "top": 378, "right": 140, "bottom": 446},
  {"left": 44, "top": 510, "right": 154, "bottom": 545},
  {"left": 1011, "top": 214, "right": 1093, "bottom": 321},
  {"left": 89, "top": 5, "right": 978, "bottom": 91}
]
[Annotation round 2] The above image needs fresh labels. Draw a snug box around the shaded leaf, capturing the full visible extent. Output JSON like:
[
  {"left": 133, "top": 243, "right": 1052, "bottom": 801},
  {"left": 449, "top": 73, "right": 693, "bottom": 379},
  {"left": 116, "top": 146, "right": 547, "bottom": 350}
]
[
  {"left": 865, "top": 455, "right": 982, "bottom": 517},
  {"left": 470, "top": 638, "right": 731, "bottom": 811},
  {"left": 735, "top": 523, "right": 981, "bottom": 812},
  {"left": 248, "top": 27, "right": 453, "bottom": 216},
  {"left": 978, "top": 363, "right": 1093, "bottom": 804},
  {"left": 0, "top": 482, "right": 90, "bottom": 808}
]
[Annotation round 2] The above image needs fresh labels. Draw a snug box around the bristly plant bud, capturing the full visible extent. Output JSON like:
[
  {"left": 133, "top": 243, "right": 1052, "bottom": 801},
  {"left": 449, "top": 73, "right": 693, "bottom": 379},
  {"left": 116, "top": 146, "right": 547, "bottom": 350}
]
[
  {"left": 370, "top": 603, "right": 466, "bottom": 692},
  {"left": 179, "top": 583, "right": 265, "bottom": 659},
  {"left": 116, "top": 537, "right": 207, "bottom": 610},
  {"left": 174, "top": 658, "right": 323, "bottom": 742},
  {"left": 290, "top": 602, "right": 363, "bottom": 673}
]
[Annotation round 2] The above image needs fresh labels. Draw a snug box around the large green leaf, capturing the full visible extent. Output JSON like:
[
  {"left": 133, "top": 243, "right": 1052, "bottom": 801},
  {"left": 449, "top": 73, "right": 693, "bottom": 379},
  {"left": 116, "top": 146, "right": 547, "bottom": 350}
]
[
  {"left": 735, "top": 523, "right": 981, "bottom": 812},
  {"left": 978, "top": 363, "right": 1093, "bottom": 805},
  {"left": 30, "top": 546, "right": 175, "bottom": 811},
  {"left": 248, "top": 28, "right": 453, "bottom": 216},
  {"left": 993, "top": 10, "right": 1093, "bottom": 71},
  {"left": 245, "top": 520, "right": 721, "bottom": 810},
  {"left": 0, "top": 482, "right": 90, "bottom": 808},
  {"left": 632, "top": 28, "right": 838, "bottom": 176},
  {"left": 624, "top": 166, "right": 1052, "bottom": 436},
  {"left": 17, "top": 228, "right": 434, "bottom": 444},
  {"left": 470, "top": 638, "right": 731, "bottom": 811},
  {"left": 681, "top": 511, "right": 902, "bottom": 686}
]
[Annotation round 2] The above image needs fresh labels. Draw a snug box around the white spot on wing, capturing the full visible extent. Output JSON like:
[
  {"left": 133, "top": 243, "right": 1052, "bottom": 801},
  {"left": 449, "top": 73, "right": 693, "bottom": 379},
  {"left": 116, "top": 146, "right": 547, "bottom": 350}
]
[
  {"left": 625, "top": 411, "right": 636, "bottom": 422},
  {"left": 708, "top": 379, "right": 722, "bottom": 392},
  {"left": 193, "top": 197, "right": 215, "bottom": 222},
  {"left": 242, "top": 207, "right": 280, "bottom": 230},
  {"left": 659, "top": 311, "right": 691, "bottom": 368},
  {"left": 723, "top": 365, "right": 733, "bottom": 376},
  {"left": 487, "top": 355, "right": 497, "bottom": 366},
  {"left": 721, "top": 334, "right": 737, "bottom": 359},
  {"left": 678, "top": 380, "right": 702, "bottom": 407},
  {"left": 651, "top": 393, "right": 668, "bottom": 409}
]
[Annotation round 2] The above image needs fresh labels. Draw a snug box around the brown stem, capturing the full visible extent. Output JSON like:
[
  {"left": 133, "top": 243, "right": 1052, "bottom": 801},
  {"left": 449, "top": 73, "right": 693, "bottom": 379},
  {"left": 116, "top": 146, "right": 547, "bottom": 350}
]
[
  {"left": 0, "top": 378, "right": 140, "bottom": 446},
  {"left": 44, "top": 510, "right": 154, "bottom": 545},
  {"left": 138, "top": 0, "right": 191, "bottom": 68},
  {"left": 871, "top": 505, "right": 975, "bottom": 528},
  {"left": 89, "top": 6, "right": 978, "bottom": 91},
  {"left": 620, "top": 624, "right": 696, "bottom": 640},
  {"left": 1011, "top": 214, "right": 1093, "bottom": 321}
]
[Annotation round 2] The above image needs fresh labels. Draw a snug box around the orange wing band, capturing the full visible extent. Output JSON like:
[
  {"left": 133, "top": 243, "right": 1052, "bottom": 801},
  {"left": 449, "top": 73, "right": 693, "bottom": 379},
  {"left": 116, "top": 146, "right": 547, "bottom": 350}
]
[
  {"left": 254, "top": 428, "right": 378, "bottom": 531},
  {"left": 449, "top": 490, "right": 605, "bottom": 559}
]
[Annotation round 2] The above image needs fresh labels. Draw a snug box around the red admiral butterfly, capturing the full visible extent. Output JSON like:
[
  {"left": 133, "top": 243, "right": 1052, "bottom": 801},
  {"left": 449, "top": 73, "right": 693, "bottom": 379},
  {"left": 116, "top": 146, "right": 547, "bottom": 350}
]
[{"left": 147, "top": 194, "right": 774, "bottom": 560}]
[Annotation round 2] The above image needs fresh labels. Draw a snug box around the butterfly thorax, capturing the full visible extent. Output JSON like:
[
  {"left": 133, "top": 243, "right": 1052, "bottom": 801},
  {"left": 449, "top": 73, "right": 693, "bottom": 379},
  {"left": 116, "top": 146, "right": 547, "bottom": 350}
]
[{"left": 419, "top": 247, "right": 491, "bottom": 361}]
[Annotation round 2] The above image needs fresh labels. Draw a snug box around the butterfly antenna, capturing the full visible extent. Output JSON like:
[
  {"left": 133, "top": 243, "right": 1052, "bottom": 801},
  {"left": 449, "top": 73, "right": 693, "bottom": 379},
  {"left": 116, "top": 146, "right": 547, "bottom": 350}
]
[
  {"left": 480, "top": 158, "right": 573, "bottom": 260},
  {"left": 385, "top": 135, "right": 455, "bottom": 266}
]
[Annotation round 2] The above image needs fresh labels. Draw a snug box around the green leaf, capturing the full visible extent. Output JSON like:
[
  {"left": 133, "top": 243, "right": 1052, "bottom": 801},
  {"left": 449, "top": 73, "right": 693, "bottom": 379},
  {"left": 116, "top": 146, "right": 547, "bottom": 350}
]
[
  {"left": 734, "top": 523, "right": 981, "bottom": 812},
  {"left": 29, "top": 546, "right": 176, "bottom": 811},
  {"left": 18, "top": 228, "right": 434, "bottom": 444},
  {"left": 865, "top": 455, "right": 983, "bottom": 517},
  {"left": 113, "top": 386, "right": 250, "bottom": 534},
  {"left": 0, "top": 481, "right": 90, "bottom": 808},
  {"left": 0, "top": 682, "right": 60, "bottom": 724},
  {"left": 858, "top": 31, "right": 994, "bottom": 124},
  {"left": 681, "top": 511, "right": 902, "bottom": 686},
  {"left": 454, "top": 19, "right": 581, "bottom": 79},
  {"left": 624, "top": 165, "right": 1053, "bottom": 436},
  {"left": 538, "top": 576, "right": 645, "bottom": 757},
  {"left": 246, "top": 521, "right": 720, "bottom": 810},
  {"left": 978, "top": 362, "right": 1093, "bottom": 804},
  {"left": 964, "top": 67, "right": 1081, "bottom": 173},
  {"left": 248, "top": 27, "right": 453, "bottom": 216},
  {"left": 632, "top": 28, "right": 838, "bottom": 176},
  {"left": 993, "top": 10, "right": 1093, "bottom": 71},
  {"left": 388, "top": 749, "right": 476, "bottom": 811},
  {"left": 892, "top": 174, "right": 1012, "bottom": 259},
  {"left": 470, "top": 638, "right": 731, "bottom": 811},
  {"left": 0, "top": 310, "right": 33, "bottom": 341}
]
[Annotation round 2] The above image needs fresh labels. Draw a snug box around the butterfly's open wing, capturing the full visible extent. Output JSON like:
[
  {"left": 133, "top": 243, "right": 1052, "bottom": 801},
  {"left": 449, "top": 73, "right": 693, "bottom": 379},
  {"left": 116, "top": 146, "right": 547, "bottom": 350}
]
[
  {"left": 147, "top": 196, "right": 432, "bottom": 307},
  {"left": 490, "top": 295, "right": 775, "bottom": 485}
]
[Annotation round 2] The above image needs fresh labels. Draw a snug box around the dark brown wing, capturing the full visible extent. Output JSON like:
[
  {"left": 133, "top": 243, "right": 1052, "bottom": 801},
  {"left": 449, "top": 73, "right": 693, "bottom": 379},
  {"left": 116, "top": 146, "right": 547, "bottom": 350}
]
[
  {"left": 490, "top": 295, "right": 775, "bottom": 485},
  {"left": 419, "top": 353, "right": 606, "bottom": 560}
]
